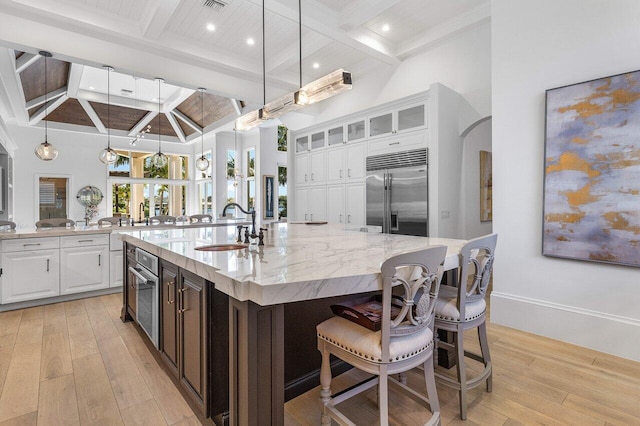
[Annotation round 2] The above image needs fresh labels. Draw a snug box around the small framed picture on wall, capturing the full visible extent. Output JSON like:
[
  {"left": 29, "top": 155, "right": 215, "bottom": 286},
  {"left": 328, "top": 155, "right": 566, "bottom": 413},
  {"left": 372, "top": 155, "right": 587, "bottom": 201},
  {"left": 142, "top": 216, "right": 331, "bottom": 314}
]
[{"left": 263, "top": 175, "right": 275, "bottom": 220}]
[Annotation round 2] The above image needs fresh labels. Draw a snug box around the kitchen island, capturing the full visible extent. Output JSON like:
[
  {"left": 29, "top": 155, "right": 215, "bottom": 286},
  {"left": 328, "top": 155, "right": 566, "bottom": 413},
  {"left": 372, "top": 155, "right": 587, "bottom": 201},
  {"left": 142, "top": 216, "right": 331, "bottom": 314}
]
[{"left": 120, "top": 223, "right": 465, "bottom": 425}]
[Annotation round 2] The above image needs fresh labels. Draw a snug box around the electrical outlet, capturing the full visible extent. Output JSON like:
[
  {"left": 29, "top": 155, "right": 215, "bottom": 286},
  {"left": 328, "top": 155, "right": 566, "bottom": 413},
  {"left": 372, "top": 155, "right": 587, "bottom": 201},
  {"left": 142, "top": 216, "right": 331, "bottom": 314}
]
[{"left": 440, "top": 210, "right": 450, "bottom": 219}]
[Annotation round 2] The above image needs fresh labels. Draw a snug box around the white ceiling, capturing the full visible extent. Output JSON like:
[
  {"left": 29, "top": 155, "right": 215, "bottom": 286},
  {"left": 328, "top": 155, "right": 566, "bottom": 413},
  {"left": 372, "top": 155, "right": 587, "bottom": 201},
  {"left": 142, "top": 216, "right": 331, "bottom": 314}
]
[{"left": 0, "top": 0, "right": 490, "bottom": 131}]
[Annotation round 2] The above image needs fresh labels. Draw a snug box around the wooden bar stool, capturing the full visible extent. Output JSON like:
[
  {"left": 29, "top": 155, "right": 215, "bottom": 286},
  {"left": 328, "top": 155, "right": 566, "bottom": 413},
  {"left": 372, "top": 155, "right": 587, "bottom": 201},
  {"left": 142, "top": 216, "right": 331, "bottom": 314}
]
[
  {"left": 434, "top": 234, "right": 497, "bottom": 420},
  {"left": 317, "top": 246, "right": 447, "bottom": 426}
]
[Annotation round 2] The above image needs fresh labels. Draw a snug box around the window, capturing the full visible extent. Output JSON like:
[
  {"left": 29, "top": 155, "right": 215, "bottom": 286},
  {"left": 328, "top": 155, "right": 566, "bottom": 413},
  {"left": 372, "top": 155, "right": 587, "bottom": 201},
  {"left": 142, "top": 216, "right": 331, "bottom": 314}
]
[
  {"left": 277, "top": 125, "right": 287, "bottom": 151},
  {"left": 197, "top": 181, "right": 213, "bottom": 215},
  {"left": 38, "top": 176, "right": 68, "bottom": 220},
  {"left": 278, "top": 166, "right": 287, "bottom": 219},
  {"left": 112, "top": 183, "right": 130, "bottom": 216},
  {"left": 226, "top": 150, "right": 237, "bottom": 216},
  {"left": 246, "top": 148, "right": 255, "bottom": 210},
  {"left": 109, "top": 150, "right": 189, "bottom": 180}
]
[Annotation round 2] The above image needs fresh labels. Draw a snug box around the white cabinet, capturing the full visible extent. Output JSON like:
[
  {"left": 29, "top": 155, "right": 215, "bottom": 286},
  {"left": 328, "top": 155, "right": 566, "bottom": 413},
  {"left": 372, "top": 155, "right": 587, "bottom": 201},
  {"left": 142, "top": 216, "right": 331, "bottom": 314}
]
[
  {"left": 294, "top": 187, "right": 326, "bottom": 222},
  {"left": 295, "top": 153, "right": 310, "bottom": 185},
  {"left": 327, "top": 143, "right": 366, "bottom": 184},
  {"left": 60, "top": 236, "right": 109, "bottom": 295},
  {"left": 326, "top": 184, "right": 365, "bottom": 227},
  {"left": 369, "top": 102, "right": 427, "bottom": 139},
  {"left": 1, "top": 248, "right": 60, "bottom": 303},
  {"left": 295, "top": 151, "right": 326, "bottom": 186},
  {"left": 110, "top": 250, "right": 123, "bottom": 288}
]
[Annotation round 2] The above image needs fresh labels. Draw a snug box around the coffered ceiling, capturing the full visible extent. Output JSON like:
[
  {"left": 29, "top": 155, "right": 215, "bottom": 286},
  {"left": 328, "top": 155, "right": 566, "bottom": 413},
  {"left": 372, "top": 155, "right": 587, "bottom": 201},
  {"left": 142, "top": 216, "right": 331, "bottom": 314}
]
[{"left": 0, "top": 0, "right": 490, "bottom": 144}]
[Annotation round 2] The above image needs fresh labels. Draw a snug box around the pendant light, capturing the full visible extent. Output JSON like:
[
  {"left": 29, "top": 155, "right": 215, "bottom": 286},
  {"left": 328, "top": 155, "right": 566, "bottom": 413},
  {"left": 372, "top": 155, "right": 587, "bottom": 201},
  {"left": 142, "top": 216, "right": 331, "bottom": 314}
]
[
  {"left": 98, "top": 65, "right": 118, "bottom": 165},
  {"left": 151, "top": 78, "right": 168, "bottom": 168},
  {"left": 34, "top": 51, "right": 58, "bottom": 161},
  {"left": 195, "top": 88, "right": 210, "bottom": 172}
]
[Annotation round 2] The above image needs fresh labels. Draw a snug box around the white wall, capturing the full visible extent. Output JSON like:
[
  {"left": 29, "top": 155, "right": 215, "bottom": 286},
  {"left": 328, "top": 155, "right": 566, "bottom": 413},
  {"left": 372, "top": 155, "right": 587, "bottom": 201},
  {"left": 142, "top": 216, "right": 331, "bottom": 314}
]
[
  {"left": 460, "top": 119, "right": 492, "bottom": 239},
  {"left": 281, "top": 20, "right": 491, "bottom": 132},
  {"left": 492, "top": 0, "right": 640, "bottom": 361},
  {"left": 11, "top": 124, "right": 192, "bottom": 227}
]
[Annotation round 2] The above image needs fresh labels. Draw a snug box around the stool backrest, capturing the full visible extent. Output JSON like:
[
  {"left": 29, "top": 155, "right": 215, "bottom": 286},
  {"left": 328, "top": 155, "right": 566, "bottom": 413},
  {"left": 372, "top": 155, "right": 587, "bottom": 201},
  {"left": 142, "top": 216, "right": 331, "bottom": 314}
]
[
  {"left": 149, "top": 215, "right": 176, "bottom": 224},
  {"left": 0, "top": 220, "right": 16, "bottom": 229},
  {"left": 456, "top": 234, "right": 497, "bottom": 318},
  {"left": 36, "top": 218, "right": 75, "bottom": 228},
  {"left": 97, "top": 217, "right": 121, "bottom": 226},
  {"left": 380, "top": 245, "right": 447, "bottom": 361},
  {"left": 190, "top": 214, "right": 212, "bottom": 223}
]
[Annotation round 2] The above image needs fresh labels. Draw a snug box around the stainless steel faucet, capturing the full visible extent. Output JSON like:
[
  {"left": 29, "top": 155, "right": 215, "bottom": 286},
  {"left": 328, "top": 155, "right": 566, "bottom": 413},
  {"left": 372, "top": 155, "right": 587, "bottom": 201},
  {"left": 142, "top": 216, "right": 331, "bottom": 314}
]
[
  {"left": 138, "top": 202, "right": 147, "bottom": 225},
  {"left": 222, "top": 203, "right": 256, "bottom": 237}
]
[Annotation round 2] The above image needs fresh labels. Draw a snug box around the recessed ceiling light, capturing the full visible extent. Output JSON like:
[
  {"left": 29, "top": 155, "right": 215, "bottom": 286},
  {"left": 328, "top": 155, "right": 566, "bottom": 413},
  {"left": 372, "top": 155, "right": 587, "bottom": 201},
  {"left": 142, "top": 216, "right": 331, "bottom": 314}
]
[
  {"left": 382, "top": 24, "right": 390, "bottom": 32},
  {"left": 312, "top": 63, "right": 319, "bottom": 69},
  {"left": 89, "top": 86, "right": 95, "bottom": 90},
  {"left": 246, "top": 38, "right": 255, "bottom": 46},
  {"left": 206, "top": 23, "right": 215, "bottom": 31}
]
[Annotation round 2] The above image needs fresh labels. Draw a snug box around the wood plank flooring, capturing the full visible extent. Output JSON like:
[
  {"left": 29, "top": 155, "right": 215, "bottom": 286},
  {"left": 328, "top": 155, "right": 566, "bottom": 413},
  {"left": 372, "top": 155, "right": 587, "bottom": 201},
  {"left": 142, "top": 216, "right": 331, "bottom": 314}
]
[{"left": 1, "top": 293, "right": 639, "bottom": 425}]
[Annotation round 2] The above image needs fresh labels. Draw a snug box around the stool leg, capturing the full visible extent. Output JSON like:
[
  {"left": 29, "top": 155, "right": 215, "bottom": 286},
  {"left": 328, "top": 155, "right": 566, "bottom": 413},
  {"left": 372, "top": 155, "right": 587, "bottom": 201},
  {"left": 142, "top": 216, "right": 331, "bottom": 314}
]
[
  {"left": 319, "top": 347, "right": 332, "bottom": 425},
  {"left": 398, "top": 372, "right": 407, "bottom": 385},
  {"left": 424, "top": 355, "right": 440, "bottom": 415},
  {"left": 455, "top": 330, "right": 467, "bottom": 420},
  {"left": 478, "top": 321, "right": 492, "bottom": 392},
  {"left": 379, "top": 368, "right": 389, "bottom": 426}
]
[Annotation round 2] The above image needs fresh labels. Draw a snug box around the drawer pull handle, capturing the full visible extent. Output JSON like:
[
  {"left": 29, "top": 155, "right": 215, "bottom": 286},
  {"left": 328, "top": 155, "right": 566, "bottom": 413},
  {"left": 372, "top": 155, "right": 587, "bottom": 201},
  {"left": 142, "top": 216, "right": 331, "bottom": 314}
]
[
  {"left": 23, "top": 243, "right": 41, "bottom": 247},
  {"left": 348, "top": 169, "right": 351, "bottom": 177},
  {"left": 78, "top": 239, "right": 94, "bottom": 243},
  {"left": 98, "top": 254, "right": 101, "bottom": 266},
  {"left": 167, "top": 280, "right": 174, "bottom": 304},
  {"left": 389, "top": 142, "right": 400, "bottom": 146},
  {"left": 46, "top": 258, "right": 50, "bottom": 272},
  {"left": 339, "top": 169, "right": 342, "bottom": 178}
]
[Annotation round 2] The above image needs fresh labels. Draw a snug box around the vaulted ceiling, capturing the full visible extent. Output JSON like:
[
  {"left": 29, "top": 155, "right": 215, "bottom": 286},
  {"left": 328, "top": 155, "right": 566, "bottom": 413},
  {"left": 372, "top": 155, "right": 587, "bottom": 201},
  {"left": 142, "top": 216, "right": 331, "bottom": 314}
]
[{"left": 0, "top": 0, "right": 490, "bottom": 144}]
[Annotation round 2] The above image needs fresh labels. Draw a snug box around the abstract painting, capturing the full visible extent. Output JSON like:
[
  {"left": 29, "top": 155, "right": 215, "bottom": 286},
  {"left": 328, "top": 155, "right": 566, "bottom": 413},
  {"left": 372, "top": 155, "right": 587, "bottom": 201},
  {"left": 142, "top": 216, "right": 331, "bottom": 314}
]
[
  {"left": 263, "top": 175, "right": 274, "bottom": 219},
  {"left": 480, "top": 150, "right": 492, "bottom": 222},
  {"left": 543, "top": 70, "right": 640, "bottom": 267}
]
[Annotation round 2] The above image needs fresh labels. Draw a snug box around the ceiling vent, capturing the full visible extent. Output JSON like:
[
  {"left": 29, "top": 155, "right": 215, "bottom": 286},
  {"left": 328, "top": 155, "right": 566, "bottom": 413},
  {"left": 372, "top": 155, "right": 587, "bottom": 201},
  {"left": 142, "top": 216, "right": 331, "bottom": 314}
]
[{"left": 202, "top": 0, "right": 228, "bottom": 11}]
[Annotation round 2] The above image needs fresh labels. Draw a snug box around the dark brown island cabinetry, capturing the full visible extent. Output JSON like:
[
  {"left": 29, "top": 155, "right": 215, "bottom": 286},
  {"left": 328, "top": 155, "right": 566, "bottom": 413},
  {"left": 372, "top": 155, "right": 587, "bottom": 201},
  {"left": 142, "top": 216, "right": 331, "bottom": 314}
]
[{"left": 160, "top": 260, "right": 208, "bottom": 414}]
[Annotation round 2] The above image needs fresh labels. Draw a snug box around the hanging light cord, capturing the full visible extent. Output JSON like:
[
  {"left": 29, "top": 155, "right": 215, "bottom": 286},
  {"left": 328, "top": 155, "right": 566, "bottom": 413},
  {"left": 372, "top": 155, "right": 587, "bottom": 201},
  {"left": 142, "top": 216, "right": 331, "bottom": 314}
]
[
  {"left": 262, "top": 0, "right": 266, "bottom": 106},
  {"left": 107, "top": 67, "right": 111, "bottom": 149},
  {"left": 157, "top": 80, "right": 161, "bottom": 153},
  {"left": 299, "top": 0, "right": 302, "bottom": 89},
  {"left": 201, "top": 89, "right": 205, "bottom": 155},
  {"left": 44, "top": 53, "right": 48, "bottom": 142}
]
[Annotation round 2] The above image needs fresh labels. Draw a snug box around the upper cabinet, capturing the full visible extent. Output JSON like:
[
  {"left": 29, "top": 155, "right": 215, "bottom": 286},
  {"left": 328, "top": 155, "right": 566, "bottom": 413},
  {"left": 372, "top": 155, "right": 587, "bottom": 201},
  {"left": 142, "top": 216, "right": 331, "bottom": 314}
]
[
  {"left": 296, "top": 131, "right": 327, "bottom": 153},
  {"left": 295, "top": 135, "right": 309, "bottom": 153},
  {"left": 327, "top": 118, "right": 366, "bottom": 147},
  {"left": 347, "top": 119, "right": 366, "bottom": 142},
  {"left": 369, "top": 102, "right": 427, "bottom": 139}
]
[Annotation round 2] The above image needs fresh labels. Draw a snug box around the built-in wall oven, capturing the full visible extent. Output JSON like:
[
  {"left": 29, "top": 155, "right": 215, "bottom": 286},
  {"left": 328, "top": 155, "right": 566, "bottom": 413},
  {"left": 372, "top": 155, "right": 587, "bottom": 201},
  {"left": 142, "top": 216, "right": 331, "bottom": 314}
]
[{"left": 128, "top": 248, "right": 159, "bottom": 348}]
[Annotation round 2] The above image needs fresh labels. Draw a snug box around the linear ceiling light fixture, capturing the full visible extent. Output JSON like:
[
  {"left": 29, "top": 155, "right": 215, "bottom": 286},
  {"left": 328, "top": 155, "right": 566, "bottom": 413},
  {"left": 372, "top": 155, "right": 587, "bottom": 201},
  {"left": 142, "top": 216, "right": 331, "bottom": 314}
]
[
  {"left": 235, "top": 0, "right": 352, "bottom": 131},
  {"left": 151, "top": 78, "right": 168, "bottom": 168},
  {"left": 195, "top": 88, "right": 210, "bottom": 171},
  {"left": 34, "top": 51, "right": 58, "bottom": 161},
  {"left": 99, "top": 65, "right": 118, "bottom": 165}
]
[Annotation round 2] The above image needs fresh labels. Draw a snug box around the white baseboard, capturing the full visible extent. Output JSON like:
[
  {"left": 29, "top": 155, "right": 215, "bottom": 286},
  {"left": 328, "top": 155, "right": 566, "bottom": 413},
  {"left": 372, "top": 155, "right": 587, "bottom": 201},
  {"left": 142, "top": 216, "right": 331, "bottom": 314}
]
[{"left": 490, "top": 292, "right": 640, "bottom": 362}]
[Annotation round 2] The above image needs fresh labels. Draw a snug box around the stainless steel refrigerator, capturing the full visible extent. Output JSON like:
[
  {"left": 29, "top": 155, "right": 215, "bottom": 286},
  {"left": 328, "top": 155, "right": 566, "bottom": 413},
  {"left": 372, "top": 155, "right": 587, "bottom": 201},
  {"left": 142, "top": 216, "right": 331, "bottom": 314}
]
[{"left": 366, "top": 148, "right": 428, "bottom": 236}]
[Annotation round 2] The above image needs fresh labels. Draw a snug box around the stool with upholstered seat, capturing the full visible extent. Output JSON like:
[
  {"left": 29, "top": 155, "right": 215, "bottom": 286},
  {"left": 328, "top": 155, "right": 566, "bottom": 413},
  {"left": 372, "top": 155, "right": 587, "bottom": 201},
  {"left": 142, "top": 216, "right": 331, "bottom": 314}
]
[
  {"left": 317, "top": 246, "right": 447, "bottom": 426},
  {"left": 434, "top": 233, "right": 497, "bottom": 420},
  {"left": 35, "top": 218, "right": 75, "bottom": 228},
  {"left": 148, "top": 215, "right": 176, "bottom": 225}
]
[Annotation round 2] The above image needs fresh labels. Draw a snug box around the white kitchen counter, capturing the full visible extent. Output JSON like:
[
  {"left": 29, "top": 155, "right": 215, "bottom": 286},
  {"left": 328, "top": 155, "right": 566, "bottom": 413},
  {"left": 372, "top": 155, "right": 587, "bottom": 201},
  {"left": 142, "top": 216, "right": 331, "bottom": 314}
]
[{"left": 120, "top": 223, "right": 465, "bottom": 306}]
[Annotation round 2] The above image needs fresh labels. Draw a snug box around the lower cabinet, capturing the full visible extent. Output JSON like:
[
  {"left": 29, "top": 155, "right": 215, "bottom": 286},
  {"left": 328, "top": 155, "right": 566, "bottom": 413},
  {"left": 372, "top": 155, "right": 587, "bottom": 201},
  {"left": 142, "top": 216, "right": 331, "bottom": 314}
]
[
  {"left": 60, "top": 244, "right": 109, "bottom": 295},
  {"left": 1, "top": 249, "right": 60, "bottom": 303},
  {"left": 109, "top": 250, "right": 124, "bottom": 288},
  {"left": 160, "top": 260, "right": 208, "bottom": 413},
  {"left": 294, "top": 187, "right": 327, "bottom": 222},
  {"left": 326, "top": 183, "right": 366, "bottom": 227}
]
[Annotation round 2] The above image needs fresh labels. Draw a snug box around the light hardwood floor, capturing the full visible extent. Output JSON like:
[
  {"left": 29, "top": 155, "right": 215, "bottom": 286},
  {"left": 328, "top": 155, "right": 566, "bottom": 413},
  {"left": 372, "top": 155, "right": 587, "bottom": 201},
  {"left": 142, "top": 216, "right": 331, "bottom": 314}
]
[{"left": 1, "top": 294, "right": 639, "bottom": 425}]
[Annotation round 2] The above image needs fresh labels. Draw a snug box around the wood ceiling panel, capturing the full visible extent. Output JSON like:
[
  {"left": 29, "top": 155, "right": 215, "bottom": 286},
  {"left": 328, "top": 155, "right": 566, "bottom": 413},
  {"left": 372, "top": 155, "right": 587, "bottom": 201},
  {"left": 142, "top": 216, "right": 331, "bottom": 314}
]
[
  {"left": 45, "top": 98, "right": 94, "bottom": 127},
  {"left": 20, "top": 58, "right": 69, "bottom": 102},
  {"left": 176, "top": 118, "right": 196, "bottom": 137},
  {"left": 152, "top": 113, "right": 177, "bottom": 138},
  {"left": 176, "top": 92, "right": 236, "bottom": 128},
  {"left": 89, "top": 101, "right": 148, "bottom": 132},
  {"left": 15, "top": 50, "right": 23, "bottom": 59}
]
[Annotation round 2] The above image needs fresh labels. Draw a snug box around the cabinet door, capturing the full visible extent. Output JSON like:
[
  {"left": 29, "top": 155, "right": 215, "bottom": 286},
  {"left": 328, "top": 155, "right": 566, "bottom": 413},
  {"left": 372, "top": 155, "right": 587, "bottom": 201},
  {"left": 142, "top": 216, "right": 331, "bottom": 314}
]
[
  {"left": 294, "top": 188, "right": 308, "bottom": 221},
  {"left": 327, "top": 125, "right": 345, "bottom": 146},
  {"left": 180, "top": 271, "right": 206, "bottom": 400},
  {"left": 346, "top": 183, "right": 366, "bottom": 227},
  {"left": 308, "top": 187, "right": 327, "bottom": 222},
  {"left": 326, "top": 147, "right": 345, "bottom": 184},
  {"left": 310, "top": 131, "right": 325, "bottom": 150},
  {"left": 1, "top": 249, "right": 59, "bottom": 303},
  {"left": 369, "top": 111, "right": 393, "bottom": 138},
  {"left": 126, "top": 253, "right": 137, "bottom": 317},
  {"left": 326, "top": 185, "right": 345, "bottom": 225},
  {"left": 397, "top": 103, "right": 427, "bottom": 133},
  {"left": 161, "top": 261, "right": 178, "bottom": 373},
  {"left": 347, "top": 119, "right": 366, "bottom": 142},
  {"left": 109, "top": 250, "right": 123, "bottom": 288},
  {"left": 309, "top": 150, "right": 326, "bottom": 184},
  {"left": 295, "top": 154, "right": 309, "bottom": 186},
  {"left": 346, "top": 143, "right": 366, "bottom": 181},
  {"left": 60, "top": 245, "right": 109, "bottom": 295},
  {"left": 295, "top": 135, "right": 309, "bottom": 153}
]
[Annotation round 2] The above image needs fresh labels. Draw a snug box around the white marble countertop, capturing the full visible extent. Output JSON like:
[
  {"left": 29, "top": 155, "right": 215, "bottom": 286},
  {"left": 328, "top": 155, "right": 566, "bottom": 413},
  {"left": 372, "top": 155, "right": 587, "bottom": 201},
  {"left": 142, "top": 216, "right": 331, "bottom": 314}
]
[
  {"left": 120, "top": 223, "right": 466, "bottom": 306},
  {"left": 0, "top": 219, "right": 250, "bottom": 240}
]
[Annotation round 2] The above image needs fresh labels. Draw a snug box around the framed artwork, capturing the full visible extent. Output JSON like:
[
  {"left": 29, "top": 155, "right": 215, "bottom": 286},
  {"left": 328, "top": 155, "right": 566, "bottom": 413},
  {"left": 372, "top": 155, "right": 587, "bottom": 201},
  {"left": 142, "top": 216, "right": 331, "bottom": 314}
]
[
  {"left": 263, "top": 175, "right": 275, "bottom": 220},
  {"left": 543, "top": 70, "right": 640, "bottom": 267},
  {"left": 480, "top": 150, "right": 492, "bottom": 222}
]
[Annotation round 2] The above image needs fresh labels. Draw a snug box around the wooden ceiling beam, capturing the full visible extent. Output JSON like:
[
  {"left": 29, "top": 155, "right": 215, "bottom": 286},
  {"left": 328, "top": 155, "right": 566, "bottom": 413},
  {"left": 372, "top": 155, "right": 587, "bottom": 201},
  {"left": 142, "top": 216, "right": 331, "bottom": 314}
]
[
  {"left": 24, "top": 86, "right": 67, "bottom": 109},
  {"left": 67, "top": 63, "right": 83, "bottom": 99},
  {"left": 165, "top": 111, "right": 185, "bottom": 143},
  {"left": 77, "top": 98, "right": 106, "bottom": 134},
  {"left": 172, "top": 109, "right": 202, "bottom": 134},
  {"left": 15, "top": 52, "right": 40, "bottom": 74},
  {"left": 128, "top": 111, "right": 158, "bottom": 137},
  {"left": 29, "top": 94, "right": 68, "bottom": 125},
  {"left": 230, "top": 99, "right": 243, "bottom": 117}
]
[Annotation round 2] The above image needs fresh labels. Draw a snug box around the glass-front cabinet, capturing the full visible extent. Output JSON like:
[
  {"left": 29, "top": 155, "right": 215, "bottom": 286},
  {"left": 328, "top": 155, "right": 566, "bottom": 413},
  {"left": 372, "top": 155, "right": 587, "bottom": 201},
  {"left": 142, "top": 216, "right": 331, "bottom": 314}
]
[
  {"left": 296, "top": 135, "right": 309, "bottom": 153},
  {"left": 346, "top": 119, "right": 366, "bottom": 142},
  {"left": 327, "top": 125, "right": 344, "bottom": 146},
  {"left": 311, "top": 131, "right": 325, "bottom": 150},
  {"left": 368, "top": 101, "right": 427, "bottom": 138}
]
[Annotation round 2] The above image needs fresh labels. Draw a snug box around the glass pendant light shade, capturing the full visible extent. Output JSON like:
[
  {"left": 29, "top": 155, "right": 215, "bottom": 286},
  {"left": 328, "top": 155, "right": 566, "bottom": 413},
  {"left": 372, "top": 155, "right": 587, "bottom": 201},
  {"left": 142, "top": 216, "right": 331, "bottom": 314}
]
[
  {"left": 35, "top": 141, "right": 58, "bottom": 161},
  {"left": 98, "top": 147, "right": 118, "bottom": 164},
  {"left": 195, "top": 87, "right": 210, "bottom": 172},
  {"left": 99, "top": 65, "right": 118, "bottom": 165},
  {"left": 36, "top": 51, "right": 58, "bottom": 161},
  {"left": 152, "top": 151, "right": 168, "bottom": 168}
]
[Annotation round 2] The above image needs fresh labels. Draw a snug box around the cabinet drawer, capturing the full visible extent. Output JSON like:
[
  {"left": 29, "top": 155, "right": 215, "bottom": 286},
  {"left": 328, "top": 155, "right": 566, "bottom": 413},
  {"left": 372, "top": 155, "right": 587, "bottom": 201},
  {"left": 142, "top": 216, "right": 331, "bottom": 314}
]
[
  {"left": 61, "top": 234, "right": 110, "bottom": 248},
  {"left": 368, "top": 133, "right": 427, "bottom": 156},
  {"left": 2, "top": 237, "right": 60, "bottom": 253}
]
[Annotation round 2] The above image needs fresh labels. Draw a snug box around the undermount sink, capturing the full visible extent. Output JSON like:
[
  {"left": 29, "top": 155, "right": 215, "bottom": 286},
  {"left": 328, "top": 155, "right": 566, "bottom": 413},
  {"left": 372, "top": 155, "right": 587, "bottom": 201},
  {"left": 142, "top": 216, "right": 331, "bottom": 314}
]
[{"left": 195, "top": 244, "right": 248, "bottom": 252}]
